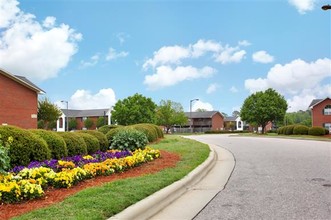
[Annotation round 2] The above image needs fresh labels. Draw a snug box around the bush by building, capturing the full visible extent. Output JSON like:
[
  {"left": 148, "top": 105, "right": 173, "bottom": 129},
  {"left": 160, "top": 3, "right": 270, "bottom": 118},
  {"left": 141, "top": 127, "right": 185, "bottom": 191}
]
[{"left": 58, "top": 132, "right": 87, "bottom": 156}]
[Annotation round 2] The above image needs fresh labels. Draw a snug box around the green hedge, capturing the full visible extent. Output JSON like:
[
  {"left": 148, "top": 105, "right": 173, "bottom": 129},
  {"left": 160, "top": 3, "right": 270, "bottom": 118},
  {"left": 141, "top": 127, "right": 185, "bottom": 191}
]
[
  {"left": 293, "top": 125, "right": 309, "bottom": 135},
  {"left": 308, "top": 126, "right": 326, "bottom": 136},
  {"left": 30, "top": 129, "right": 68, "bottom": 159},
  {"left": 131, "top": 124, "right": 158, "bottom": 142},
  {"left": 285, "top": 125, "right": 295, "bottom": 135},
  {"left": 98, "top": 125, "right": 123, "bottom": 135},
  {"left": 58, "top": 132, "right": 87, "bottom": 156},
  {"left": 75, "top": 132, "right": 100, "bottom": 154},
  {"left": 0, "top": 126, "right": 51, "bottom": 167},
  {"left": 77, "top": 130, "right": 108, "bottom": 152}
]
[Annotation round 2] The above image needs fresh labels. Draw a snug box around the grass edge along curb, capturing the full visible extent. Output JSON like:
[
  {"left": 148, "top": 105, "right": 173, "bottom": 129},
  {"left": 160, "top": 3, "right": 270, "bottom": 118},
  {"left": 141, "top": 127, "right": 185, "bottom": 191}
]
[
  {"left": 110, "top": 140, "right": 215, "bottom": 220},
  {"left": 12, "top": 135, "right": 210, "bottom": 220}
]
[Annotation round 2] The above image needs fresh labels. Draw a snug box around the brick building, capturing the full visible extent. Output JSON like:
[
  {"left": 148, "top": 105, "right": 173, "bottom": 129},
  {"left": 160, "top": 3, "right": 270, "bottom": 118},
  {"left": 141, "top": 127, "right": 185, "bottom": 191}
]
[
  {"left": 0, "top": 68, "right": 45, "bottom": 129},
  {"left": 176, "top": 111, "right": 224, "bottom": 132},
  {"left": 57, "top": 108, "right": 111, "bottom": 131},
  {"left": 309, "top": 97, "right": 331, "bottom": 131}
]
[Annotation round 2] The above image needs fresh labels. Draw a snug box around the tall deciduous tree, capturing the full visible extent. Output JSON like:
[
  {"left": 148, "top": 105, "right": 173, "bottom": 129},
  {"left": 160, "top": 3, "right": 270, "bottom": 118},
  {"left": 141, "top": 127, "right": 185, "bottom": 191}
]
[
  {"left": 37, "top": 98, "right": 62, "bottom": 130},
  {"left": 240, "top": 88, "right": 287, "bottom": 134},
  {"left": 112, "top": 93, "right": 157, "bottom": 125},
  {"left": 156, "top": 100, "right": 187, "bottom": 133}
]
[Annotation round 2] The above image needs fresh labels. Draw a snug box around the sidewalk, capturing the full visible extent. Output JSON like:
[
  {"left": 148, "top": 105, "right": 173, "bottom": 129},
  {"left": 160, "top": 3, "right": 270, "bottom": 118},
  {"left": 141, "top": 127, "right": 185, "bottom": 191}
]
[{"left": 109, "top": 144, "right": 235, "bottom": 220}]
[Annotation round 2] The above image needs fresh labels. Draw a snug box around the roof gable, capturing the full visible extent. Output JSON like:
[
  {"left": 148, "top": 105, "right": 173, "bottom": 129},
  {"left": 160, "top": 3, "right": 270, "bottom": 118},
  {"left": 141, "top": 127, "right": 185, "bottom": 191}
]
[
  {"left": 309, "top": 97, "right": 331, "bottom": 108},
  {"left": 0, "top": 68, "right": 45, "bottom": 94},
  {"left": 184, "top": 111, "right": 223, "bottom": 119}
]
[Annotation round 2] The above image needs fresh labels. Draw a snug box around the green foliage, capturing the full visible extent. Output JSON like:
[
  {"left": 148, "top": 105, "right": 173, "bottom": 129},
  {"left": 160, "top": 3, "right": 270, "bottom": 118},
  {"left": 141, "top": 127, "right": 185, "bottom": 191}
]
[
  {"left": 277, "top": 126, "right": 285, "bottom": 135},
  {"left": 131, "top": 124, "right": 158, "bottom": 142},
  {"left": 37, "top": 120, "right": 45, "bottom": 129},
  {"left": 283, "top": 110, "right": 312, "bottom": 127},
  {"left": 37, "top": 97, "right": 62, "bottom": 130},
  {"left": 0, "top": 126, "right": 51, "bottom": 167},
  {"left": 112, "top": 93, "right": 157, "bottom": 125},
  {"left": 30, "top": 129, "right": 68, "bottom": 159},
  {"left": 98, "top": 125, "right": 122, "bottom": 134},
  {"left": 0, "top": 135, "right": 11, "bottom": 174},
  {"left": 110, "top": 129, "right": 148, "bottom": 151},
  {"left": 68, "top": 118, "right": 78, "bottom": 131},
  {"left": 75, "top": 133, "right": 100, "bottom": 154},
  {"left": 105, "top": 127, "right": 128, "bottom": 146},
  {"left": 84, "top": 118, "right": 94, "bottom": 130},
  {"left": 78, "top": 130, "right": 109, "bottom": 152},
  {"left": 293, "top": 125, "right": 309, "bottom": 135},
  {"left": 308, "top": 126, "right": 326, "bottom": 136},
  {"left": 156, "top": 100, "right": 187, "bottom": 133},
  {"left": 285, "top": 125, "right": 295, "bottom": 135},
  {"left": 325, "top": 129, "right": 329, "bottom": 135},
  {"left": 240, "top": 88, "right": 287, "bottom": 134},
  {"left": 58, "top": 132, "right": 87, "bottom": 156},
  {"left": 96, "top": 116, "right": 106, "bottom": 128}
]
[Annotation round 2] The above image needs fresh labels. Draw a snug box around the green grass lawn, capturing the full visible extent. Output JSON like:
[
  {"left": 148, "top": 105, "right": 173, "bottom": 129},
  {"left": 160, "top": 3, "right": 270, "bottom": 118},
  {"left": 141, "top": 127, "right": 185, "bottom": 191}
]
[
  {"left": 13, "top": 135, "right": 210, "bottom": 220},
  {"left": 239, "top": 132, "right": 331, "bottom": 141}
]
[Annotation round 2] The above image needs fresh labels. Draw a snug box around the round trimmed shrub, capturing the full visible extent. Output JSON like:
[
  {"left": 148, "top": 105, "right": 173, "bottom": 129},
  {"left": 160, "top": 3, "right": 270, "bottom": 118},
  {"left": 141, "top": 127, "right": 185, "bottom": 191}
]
[
  {"left": 293, "top": 125, "right": 309, "bottom": 135},
  {"left": 75, "top": 132, "right": 100, "bottom": 154},
  {"left": 31, "top": 129, "right": 68, "bottom": 159},
  {"left": 0, "top": 126, "right": 51, "bottom": 167},
  {"left": 131, "top": 124, "right": 158, "bottom": 142},
  {"left": 308, "top": 126, "right": 326, "bottom": 136},
  {"left": 285, "top": 125, "right": 295, "bottom": 135},
  {"left": 98, "top": 125, "right": 123, "bottom": 134},
  {"left": 105, "top": 127, "right": 129, "bottom": 146},
  {"left": 58, "top": 132, "right": 87, "bottom": 156},
  {"left": 277, "top": 126, "right": 285, "bottom": 135},
  {"left": 110, "top": 129, "right": 148, "bottom": 151},
  {"left": 78, "top": 130, "right": 108, "bottom": 152}
]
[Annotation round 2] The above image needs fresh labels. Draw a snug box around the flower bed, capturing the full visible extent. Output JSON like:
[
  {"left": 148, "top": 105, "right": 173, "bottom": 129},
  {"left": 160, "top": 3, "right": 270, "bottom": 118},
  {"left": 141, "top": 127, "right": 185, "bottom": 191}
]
[{"left": 0, "top": 147, "right": 160, "bottom": 203}]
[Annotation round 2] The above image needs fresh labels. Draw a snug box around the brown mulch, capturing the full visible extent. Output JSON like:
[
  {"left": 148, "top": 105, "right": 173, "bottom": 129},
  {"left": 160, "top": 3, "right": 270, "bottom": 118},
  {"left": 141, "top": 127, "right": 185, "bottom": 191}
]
[{"left": 0, "top": 150, "right": 181, "bottom": 220}]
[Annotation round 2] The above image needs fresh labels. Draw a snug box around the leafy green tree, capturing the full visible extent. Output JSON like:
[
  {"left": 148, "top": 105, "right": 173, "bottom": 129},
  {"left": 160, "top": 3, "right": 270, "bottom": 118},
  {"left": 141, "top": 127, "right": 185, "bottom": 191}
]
[
  {"left": 37, "top": 97, "right": 62, "bottom": 130},
  {"left": 156, "top": 100, "right": 187, "bottom": 133},
  {"left": 240, "top": 88, "right": 287, "bottom": 134},
  {"left": 283, "top": 110, "right": 311, "bottom": 127},
  {"left": 84, "top": 118, "right": 94, "bottom": 130},
  {"left": 68, "top": 118, "right": 78, "bottom": 131},
  {"left": 232, "top": 110, "right": 240, "bottom": 117},
  {"left": 112, "top": 93, "right": 157, "bottom": 125},
  {"left": 96, "top": 116, "right": 106, "bottom": 128},
  {"left": 196, "top": 108, "right": 207, "bottom": 112}
]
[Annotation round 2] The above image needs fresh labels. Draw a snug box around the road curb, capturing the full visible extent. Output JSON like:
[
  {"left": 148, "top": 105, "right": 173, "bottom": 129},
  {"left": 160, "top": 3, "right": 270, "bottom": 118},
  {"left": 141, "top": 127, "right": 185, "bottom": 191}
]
[{"left": 109, "top": 144, "right": 217, "bottom": 220}]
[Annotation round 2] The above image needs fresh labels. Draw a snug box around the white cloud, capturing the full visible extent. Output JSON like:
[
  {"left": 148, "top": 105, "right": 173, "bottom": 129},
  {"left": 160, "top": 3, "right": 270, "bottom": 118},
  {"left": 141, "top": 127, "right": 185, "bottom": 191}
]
[
  {"left": 230, "top": 86, "right": 239, "bottom": 93},
  {"left": 192, "top": 100, "right": 214, "bottom": 111},
  {"left": 0, "top": 0, "right": 81, "bottom": 82},
  {"left": 143, "top": 45, "right": 190, "bottom": 70},
  {"left": 245, "top": 58, "right": 331, "bottom": 94},
  {"left": 252, "top": 50, "right": 274, "bottom": 63},
  {"left": 214, "top": 46, "right": 246, "bottom": 64},
  {"left": 57, "top": 88, "right": 117, "bottom": 109},
  {"left": 143, "top": 39, "right": 249, "bottom": 70},
  {"left": 288, "top": 0, "right": 316, "bottom": 14},
  {"left": 116, "top": 32, "right": 129, "bottom": 45},
  {"left": 206, "top": 83, "right": 219, "bottom": 94},
  {"left": 80, "top": 54, "right": 99, "bottom": 68},
  {"left": 191, "top": 39, "right": 221, "bottom": 58},
  {"left": 106, "top": 47, "right": 129, "bottom": 60},
  {"left": 144, "top": 65, "right": 216, "bottom": 90}
]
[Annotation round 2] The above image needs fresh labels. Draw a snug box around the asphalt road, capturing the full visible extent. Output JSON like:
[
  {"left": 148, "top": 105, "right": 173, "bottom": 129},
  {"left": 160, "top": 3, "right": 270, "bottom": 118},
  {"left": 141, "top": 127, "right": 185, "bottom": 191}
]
[{"left": 189, "top": 135, "right": 331, "bottom": 220}]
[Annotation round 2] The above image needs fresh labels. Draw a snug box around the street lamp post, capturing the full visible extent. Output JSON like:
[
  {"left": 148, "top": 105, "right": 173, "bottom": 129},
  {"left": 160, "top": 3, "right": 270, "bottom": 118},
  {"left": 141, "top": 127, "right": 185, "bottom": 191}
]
[
  {"left": 61, "top": 100, "right": 69, "bottom": 131},
  {"left": 190, "top": 99, "right": 199, "bottom": 133}
]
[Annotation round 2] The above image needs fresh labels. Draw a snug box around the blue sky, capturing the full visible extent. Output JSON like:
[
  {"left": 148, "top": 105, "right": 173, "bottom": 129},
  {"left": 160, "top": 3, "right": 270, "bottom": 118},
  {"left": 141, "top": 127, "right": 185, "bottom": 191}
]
[{"left": 1, "top": 0, "right": 330, "bottom": 115}]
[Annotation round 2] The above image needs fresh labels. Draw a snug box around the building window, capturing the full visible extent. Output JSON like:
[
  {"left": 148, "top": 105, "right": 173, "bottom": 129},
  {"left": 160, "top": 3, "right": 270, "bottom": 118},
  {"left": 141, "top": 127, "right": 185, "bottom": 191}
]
[
  {"left": 238, "top": 121, "right": 242, "bottom": 129},
  {"left": 324, "top": 123, "right": 331, "bottom": 129},
  {"left": 59, "top": 118, "right": 63, "bottom": 128},
  {"left": 324, "top": 105, "right": 331, "bottom": 115}
]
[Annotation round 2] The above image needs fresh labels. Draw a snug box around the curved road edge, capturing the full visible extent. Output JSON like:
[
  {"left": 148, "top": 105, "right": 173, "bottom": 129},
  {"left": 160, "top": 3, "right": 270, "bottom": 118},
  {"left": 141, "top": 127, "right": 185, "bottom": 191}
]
[{"left": 109, "top": 141, "right": 235, "bottom": 220}]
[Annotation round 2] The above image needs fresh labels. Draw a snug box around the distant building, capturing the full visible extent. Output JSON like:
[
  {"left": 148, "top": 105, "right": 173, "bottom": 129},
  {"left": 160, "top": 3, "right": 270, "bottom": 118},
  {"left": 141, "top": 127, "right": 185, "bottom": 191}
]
[
  {"left": 57, "top": 108, "right": 111, "bottom": 131},
  {"left": 224, "top": 116, "right": 245, "bottom": 131},
  {"left": 0, "top": 68, "right": 45, "bottom": 129},
  {"left": 173, "top": 111, "right": 224, "bottom": 133},
  {"left": 309, "top": 97, "right": 331, "bottom": 131}
]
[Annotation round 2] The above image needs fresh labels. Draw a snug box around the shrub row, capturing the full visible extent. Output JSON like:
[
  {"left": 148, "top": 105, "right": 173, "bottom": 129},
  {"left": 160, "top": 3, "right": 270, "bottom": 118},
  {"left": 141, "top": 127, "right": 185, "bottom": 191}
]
[
  {"left": 277, "top": 125, "right": 329, "bottom": 136},
  {"left": 105, "top": 123, "right": 163, "bottom": 151},
  {"left": 205, "top": 130, "right": 250, "bottom": 134},
  {"left": 0, "top": 126, "right": 108, "bottom": 168}
]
